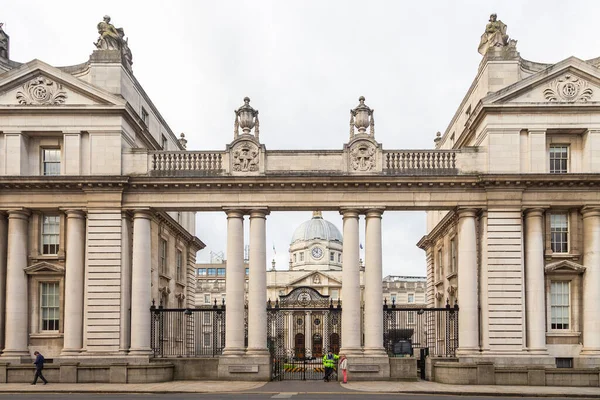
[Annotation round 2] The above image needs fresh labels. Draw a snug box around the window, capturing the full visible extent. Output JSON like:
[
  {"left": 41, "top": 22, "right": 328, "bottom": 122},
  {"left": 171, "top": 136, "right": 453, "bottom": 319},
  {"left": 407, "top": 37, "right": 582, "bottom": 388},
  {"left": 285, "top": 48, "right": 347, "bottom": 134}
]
[
  {"left": 338, "top": 253, "right": 341, "bottom": 262},
  {"left": 556, "top": 358, "right": 573, "bottom": 368},
  {"left": 408, "top": 293, "right": 415, "bottom": 304},
  {"left": 245, "top": 268, "right": 249, "bottom": 275},
  {"left": 203, "top": 332, "right": 211, "bottom": 346},
  {"left": 159, "top": 238, "right": 167, "bottom": 274},
  {"left": 207, "top": 268, "right": 216, "bottom": 276},
  {"left": 203, "top": 313, "right": 211, "bottom": 324},
  {"left": 407, "top": 311, "right": 415, "bottom": 324},
  {"left": 204, "top": 294, "right": 210, "bottom": 304},
  {"left": 390, "top": 294, "right": 397, "bottom": 304},
  {"left": 436, "top": 249, "right": 443, "bottom": 281},
  {"left": 176, "top": 249, "right": 183, "bottom": 281},
  {"left": 450, "top": 238, "right": 457, "bottom": 274},
  {"left": 300, "top": 252, "right": 304, "bottom": 262},
  {"left": 42, "top": 149, "right": 60, "bottom": 176},
  {"left": 41, "top": 215, "right": 60, "bottom": 255},
  {"left": 549, "top": 145, "right": 568, "bottom": 174},
  {"left": 217, "top": 268, "right": 226, "bottom": 276},
  {"left": 161, "top": 134, "right": 167, "bottom": 150},
  {"left": 293, "top": 254, "right": 297, "bottom": 262},
  {"left": 197, "top": 268, "right": 206, "bottom": 276},
  {"left": 331, "top": 289, "right": 339, "bottom": 300},
  {"left": 177, "top": 297, "right": 184, "bottom": 309},
  {"left": 550, "top": 213, "right": 569, "bottom": 253},
  {"left": 141, "top": 107, "right": 149, "bottom": 126},
  {"left": 330, "top": 252, "right": 334, "bottom": 261},
  {"left": 551, "top": 281, "right": 570, "bottom": 330},
  {"left": 40, "top": 282, "right": 59, "bottom": 331}
]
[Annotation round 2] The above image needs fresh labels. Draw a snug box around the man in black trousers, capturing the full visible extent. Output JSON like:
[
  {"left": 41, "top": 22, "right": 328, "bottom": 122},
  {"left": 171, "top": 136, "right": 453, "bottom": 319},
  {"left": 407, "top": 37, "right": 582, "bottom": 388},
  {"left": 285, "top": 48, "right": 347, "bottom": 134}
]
[{"left": 31, "top": 351, "right": 48, "bottom": 385}]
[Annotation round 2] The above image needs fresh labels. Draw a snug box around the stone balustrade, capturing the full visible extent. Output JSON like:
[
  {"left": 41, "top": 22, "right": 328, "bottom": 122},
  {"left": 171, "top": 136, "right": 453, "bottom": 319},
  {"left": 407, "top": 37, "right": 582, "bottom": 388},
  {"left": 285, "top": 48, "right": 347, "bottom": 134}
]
[
  {"left": 384, "top": 150, "right": 458, "bottom": 175},
  {"left": 151, "top": 151, "right": 224, "bottom": 176}
]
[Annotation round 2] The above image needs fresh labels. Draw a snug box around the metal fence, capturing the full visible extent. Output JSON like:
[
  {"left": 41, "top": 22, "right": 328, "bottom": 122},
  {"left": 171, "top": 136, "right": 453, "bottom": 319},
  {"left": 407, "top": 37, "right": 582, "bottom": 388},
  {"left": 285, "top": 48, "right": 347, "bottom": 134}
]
[
  {"left": 150, "top": 302, "right": 226, "bottom": 357},
  {"left": 383, "top": 302, "right": 459, "bottom": 358}
]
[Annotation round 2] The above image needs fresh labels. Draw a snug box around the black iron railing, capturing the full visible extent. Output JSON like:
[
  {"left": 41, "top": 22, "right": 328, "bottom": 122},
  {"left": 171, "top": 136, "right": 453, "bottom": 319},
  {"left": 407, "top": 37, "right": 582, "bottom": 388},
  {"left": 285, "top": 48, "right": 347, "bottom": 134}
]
[
  {"left": 150, "top": 300, "right": 226, "bottom": 357},
  {"left": 383, "top": 301, "right": 458, "bottom": 358}
]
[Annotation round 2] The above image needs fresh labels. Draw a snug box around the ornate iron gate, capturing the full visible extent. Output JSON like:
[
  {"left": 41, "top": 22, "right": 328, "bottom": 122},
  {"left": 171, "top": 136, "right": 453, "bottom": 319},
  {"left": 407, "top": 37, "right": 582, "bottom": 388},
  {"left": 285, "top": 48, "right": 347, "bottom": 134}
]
[{"left": 267, "top": 287, "right": 342, "bottom": 381}]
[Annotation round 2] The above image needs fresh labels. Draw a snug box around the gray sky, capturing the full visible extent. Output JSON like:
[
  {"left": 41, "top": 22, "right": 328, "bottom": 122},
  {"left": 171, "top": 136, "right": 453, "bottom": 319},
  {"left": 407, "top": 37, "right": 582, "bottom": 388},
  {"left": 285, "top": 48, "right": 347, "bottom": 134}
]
[{"left": 5, "top": 0, "right": 599, "bottom": 276}]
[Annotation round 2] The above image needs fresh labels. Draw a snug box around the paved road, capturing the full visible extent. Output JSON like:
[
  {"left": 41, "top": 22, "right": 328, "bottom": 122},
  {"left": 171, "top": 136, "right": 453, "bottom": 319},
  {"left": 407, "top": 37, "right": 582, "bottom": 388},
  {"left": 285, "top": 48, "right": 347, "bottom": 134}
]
[{"left": 0, "top": 394, "right": 590, "bottom": 400}]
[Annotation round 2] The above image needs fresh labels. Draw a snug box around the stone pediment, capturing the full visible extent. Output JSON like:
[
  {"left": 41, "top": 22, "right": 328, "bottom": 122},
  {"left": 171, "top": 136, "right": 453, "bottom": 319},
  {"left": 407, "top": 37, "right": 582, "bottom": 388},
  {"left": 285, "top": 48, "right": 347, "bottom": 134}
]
[
  {"left": 484, "top": 57, "right": 600, "bottom": 105},
  {"left": 0, "top": 59, "right": 125, "bottom": 107},
  {"left": 545, "top": 259, "right": 586, "bottom": 274},
  {"left": 24, "top": 261, "right": 65, "bottom": 275},
  {"left": 287, "top": 270, "right": 341, "bottom": 287}
]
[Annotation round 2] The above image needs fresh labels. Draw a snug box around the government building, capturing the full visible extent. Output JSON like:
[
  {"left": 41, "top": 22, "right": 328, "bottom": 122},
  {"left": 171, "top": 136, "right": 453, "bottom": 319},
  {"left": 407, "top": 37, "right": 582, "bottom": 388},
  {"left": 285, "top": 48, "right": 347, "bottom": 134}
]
[{"left": 0, "top": 12, "right": 599, "bottom": 387}]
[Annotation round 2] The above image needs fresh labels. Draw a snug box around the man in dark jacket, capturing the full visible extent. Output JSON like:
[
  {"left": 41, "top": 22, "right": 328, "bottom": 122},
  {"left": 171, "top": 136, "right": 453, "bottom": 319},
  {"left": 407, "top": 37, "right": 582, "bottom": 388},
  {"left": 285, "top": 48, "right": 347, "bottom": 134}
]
[{"left": 31, "top": 351, "right": 48, "bottom": 385}]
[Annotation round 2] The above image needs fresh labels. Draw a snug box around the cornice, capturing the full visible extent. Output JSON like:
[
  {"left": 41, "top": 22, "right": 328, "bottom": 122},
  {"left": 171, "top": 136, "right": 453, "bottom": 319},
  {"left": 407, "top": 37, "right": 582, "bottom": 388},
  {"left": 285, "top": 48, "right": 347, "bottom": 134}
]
[{"left": 155, "top": 210, "right": 205, "bottom": 251}]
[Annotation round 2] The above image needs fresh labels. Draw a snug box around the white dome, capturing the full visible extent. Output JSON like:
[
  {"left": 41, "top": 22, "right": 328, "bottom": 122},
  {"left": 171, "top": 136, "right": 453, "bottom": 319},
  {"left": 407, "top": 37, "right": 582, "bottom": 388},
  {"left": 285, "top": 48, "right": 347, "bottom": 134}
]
[{"left": 290, "top": 212, "right": 343, "bottom": 244}]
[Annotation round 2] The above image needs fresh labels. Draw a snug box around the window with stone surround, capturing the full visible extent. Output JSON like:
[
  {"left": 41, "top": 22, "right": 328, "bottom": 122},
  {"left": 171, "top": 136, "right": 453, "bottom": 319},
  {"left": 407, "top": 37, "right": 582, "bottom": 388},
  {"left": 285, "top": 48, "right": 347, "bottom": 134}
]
[
  {"left": 331, "top": 289, "right": 339, "bottom": 300},
  {"left": 42, "top": 148, "right": 61, "bottom": 176},
  {"left": 407, "top": 311, "right": 415, "bottom": 325},
  {"left": 41, "top": 215, "right": 60, "bottom": 255},
  {"left": 40, "top": 282, "right": 60, "bottom": 331},
  {"left": 436, "top": 248, "right": 443, "bottom": 282},
  {"left": 204, "top": 294, "right": 210, "bottom": 304},
  {"left": 550, "top": 213, "right": 569, "bottom": 253},
  {"left": 217, "top": 268, "right": 225, "bottom": 276},
  {"left": 550, "top": 281, "right": 570, "bottom": 330},
  {"left": 176, "top": 249, "right": 183, "bottom": 282},
  {"left": 549, "top": 145, "right": 569, "bottom": 173},
  {"left": 330, "top": 252, "right": 334, "bottom": 261},
  {"left": 141, "top": 107, "right": 149, "bottom": 126},
  {"left": 450, "top": 238, "right": 457, "bottom": 274},
  {"left": 159, "top": 238, "right": 168, "bottom": 275},
  {"left": 300, "top": 252, "right": 304, "bottom": 262},
  {"left": 408, "top": 293, "right": 415, "bottom": 304}
]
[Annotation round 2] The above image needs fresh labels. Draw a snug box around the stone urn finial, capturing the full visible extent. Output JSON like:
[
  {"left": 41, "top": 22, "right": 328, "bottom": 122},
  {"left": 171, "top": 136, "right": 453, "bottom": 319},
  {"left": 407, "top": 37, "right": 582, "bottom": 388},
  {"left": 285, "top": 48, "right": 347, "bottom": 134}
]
[
  {"left": 350, "top": 96, "right": 374, "bottom": 138},
  {"left": 234, "top": 96, "right": 260, "bottom": 140}
]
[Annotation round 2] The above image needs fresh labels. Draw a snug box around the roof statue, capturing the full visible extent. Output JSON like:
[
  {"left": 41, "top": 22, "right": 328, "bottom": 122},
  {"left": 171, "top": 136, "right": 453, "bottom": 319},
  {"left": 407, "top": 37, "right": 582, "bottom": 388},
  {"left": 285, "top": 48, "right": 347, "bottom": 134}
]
[
  {"left": 94, "top": 15, "right": 133, "bottom": 70},
  {"left": 478, "top": 13, "right": 510, "bottom": 56},
  {"left": 0, "top": 23, "right": 9, "bottom": 59}
]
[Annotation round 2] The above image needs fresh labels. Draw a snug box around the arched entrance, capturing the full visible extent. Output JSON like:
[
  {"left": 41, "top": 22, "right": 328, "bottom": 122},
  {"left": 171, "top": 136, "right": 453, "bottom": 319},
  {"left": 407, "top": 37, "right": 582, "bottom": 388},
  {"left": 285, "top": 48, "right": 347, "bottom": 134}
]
[{"left": 268, "top": 287, "right": 341, "bottom": 381}]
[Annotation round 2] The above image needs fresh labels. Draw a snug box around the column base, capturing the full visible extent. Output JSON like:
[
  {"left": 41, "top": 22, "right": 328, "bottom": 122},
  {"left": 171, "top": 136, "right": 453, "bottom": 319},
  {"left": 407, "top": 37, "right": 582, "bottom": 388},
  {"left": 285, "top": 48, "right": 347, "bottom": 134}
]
[
  {"left": 340, "top": 347, "right": 363, "bottom": 357},
  {"left": 221, "top": 347, "right": 246, "bottom": 357},
  {"left": 580, "top": 348, "right": 600, "bottom": 356},
  {"left": 456, "top": 347, "right": 480, "bottom": 357},
  {"left": 59, "top": 349, "right": 83, "bottom": 357},
  {"left": 128, "top": 348, "right": 153, "bottom": 357},
  {"left": 526, "top": 347, "right": 548, "bottom": 355},
  {"left": 246, "top": 348, "right": 269, "bottom": 356},
  {"left": 1, "top": 349, "right": 30, "bottom": 361},
  {"left": 363, "top": 347, "right": 387, "bottom": 357},
  {"left": 218, "top": 354, "right": 270, "bottom": 381}
]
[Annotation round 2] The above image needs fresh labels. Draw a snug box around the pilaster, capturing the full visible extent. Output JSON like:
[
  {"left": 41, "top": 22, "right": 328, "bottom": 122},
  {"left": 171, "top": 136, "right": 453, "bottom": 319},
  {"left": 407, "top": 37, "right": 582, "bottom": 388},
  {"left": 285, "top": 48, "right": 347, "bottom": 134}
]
[{"left": 581, "top": 207, "right": 600, "bottom": 355}]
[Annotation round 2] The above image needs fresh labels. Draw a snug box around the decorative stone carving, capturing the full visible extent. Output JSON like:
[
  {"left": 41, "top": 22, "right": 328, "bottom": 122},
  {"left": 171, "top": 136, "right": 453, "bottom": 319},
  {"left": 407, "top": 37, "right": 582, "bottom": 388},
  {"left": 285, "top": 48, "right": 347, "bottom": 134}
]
[
  {"left": 349, "top": 96, "right": 374, "bottom": 138},
  {"left": 232, "top": 141, "right": 259, "bottom": 172},
  {"left": 94, "top": 16, "right": 133, "bottom": 70},
  {"left": 478, "top": 13, "right": 510, "bottom": 56},
  {"left": 349, "top": 141, "right": 376, "bottom": 172},
  {"left": 447, "top": 285, "right": 457, "bottom": 296},
  {"left": 16, "top": 77, "right": 67, "bottom": 105},
  {"left": 0, "top": 22, "right": 9, "bottom": 59},
  {"left": 313, "top": 275, "right": 321, "bottom": 284},
  {"left": 435, "top": 292, "right": 444, "bottom": 301},
  {"left": 543, "top": 74, "right": 593, "bottom": 102},
  {"left": 234, "top": 97, "right": 260, "bottom": 141}
]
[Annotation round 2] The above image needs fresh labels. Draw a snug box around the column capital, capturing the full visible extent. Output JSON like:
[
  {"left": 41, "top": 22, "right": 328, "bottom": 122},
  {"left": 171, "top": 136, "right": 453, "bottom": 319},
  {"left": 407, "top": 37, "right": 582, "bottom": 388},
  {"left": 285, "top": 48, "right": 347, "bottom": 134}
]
[
  {"left": 340, "top": 208, "right": 360, "bottom": 218},
  {"left": 223, "top": 208, "right": 245, "bottom": 218},
  {"left": 249, "top": 208, "right": 270, "bottom": 218},
  {"left": 524, "top": 208, "right": 546, "bottom": 218},
  {"left": 64, "top": 210, "right": 86, "bottom": 219},
  {"left": 365, "top": 208, "right": 384, "bottom": 218},
  {"left": 456, "top": 208, "right": 478, "bottom": 219},
  {"left": 7, "top": 209, "right": 30, "bottom": 220},
  {"left": 132, "top": 209, "right": 153, "bottom": 220},
  {"left": 582, "top": 206, "right": 600, "bottom": 218}
]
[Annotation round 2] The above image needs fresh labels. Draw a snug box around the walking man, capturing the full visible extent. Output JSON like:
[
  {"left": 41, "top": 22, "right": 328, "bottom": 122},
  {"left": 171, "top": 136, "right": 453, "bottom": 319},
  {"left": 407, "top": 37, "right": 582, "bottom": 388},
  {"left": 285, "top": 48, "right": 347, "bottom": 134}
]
[
  {"left": 322, "top": 349, "right": 339, "bottom": 382},
  {"left": 31, "top": 351, "right": 48, "bottom": 385}
]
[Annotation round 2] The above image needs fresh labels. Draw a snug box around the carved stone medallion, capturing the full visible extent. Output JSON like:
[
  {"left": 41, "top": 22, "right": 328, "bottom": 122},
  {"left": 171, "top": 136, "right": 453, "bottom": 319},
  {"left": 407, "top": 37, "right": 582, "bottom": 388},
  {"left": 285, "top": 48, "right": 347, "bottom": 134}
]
[
  {"left": 350, "top": 141, "right": 376, "bottom": 172},
  {"left": 16, "top": 77, "right": 67, "bottom": 105},
  {"left": 543, "top": 74, "right": 593, "bottom": 102},
  {"left": 231, "top": 141, "right": 259, "bottom": 172}
]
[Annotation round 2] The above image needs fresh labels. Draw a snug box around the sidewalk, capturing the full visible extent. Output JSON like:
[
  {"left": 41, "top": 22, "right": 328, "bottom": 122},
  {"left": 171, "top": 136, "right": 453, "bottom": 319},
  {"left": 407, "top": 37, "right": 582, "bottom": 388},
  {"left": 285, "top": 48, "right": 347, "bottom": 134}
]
[{"left": 0, "top": 380, "right": 597, "bottom": 397}]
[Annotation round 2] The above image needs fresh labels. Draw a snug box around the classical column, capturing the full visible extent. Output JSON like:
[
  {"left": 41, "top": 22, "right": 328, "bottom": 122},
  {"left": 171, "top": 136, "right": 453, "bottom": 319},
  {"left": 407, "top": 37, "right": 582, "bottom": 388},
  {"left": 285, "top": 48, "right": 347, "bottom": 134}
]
[
  {"left": 247, "top": 209, "right": 268, "bottom": 355},
  {"left": 119, "top": 213, "right": 132, "bottom": 354},
  {"left": 582, "top": 207, "right": 600, "bottom": 354},
  {"left": 479, "top": 211, "right": 490, "bottom": 352},
  {"left": 61, "top": 210, "right": 86, "bottom": 355},
  {"left": 0, "top": 213, "right": 7, "bottom": 351},
  {"left": 129, "top": 210, "right": 153, "bottom": 356},
  {"left": 364, "top": 209, "right": 386, "bottom": 355},
  {"left": 223, "top": 210, "right": 245, "bottom": 356},
  {"left": 524, "top": 209, "right": 547, "bottom": 353},
  {"left": 456, "top": 208, "right": 479, "bottom": 354},
  {"left": 340, "top": 209, "right": 361, "bottom": 355},
  {"left": 2, "top": 210, "right": 30, "bottom": 357}
]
